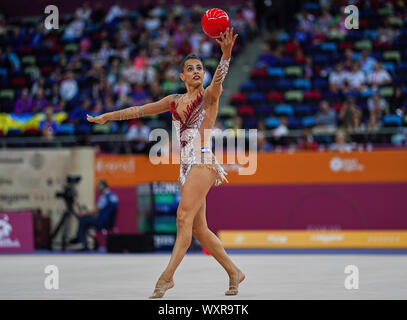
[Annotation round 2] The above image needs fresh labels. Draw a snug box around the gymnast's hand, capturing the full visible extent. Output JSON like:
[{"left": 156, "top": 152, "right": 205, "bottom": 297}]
[
  {"left": 216, "top": 27, "right": 238, "bottom": 56},
  {"left": 87, "top": 114, "right": 108, "bottom": 124}
]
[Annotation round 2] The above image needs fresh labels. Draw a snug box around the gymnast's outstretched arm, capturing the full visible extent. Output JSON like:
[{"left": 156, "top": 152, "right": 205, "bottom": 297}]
[
  {"left": 204, "top": 27, "right": 238, "bottom": 105},
  {"left": 87, "top": 94, "right": 175, "bottom": 124}
]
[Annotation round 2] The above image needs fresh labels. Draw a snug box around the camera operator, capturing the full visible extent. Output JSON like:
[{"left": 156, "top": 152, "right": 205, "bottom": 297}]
[{"left": 71, "top": 179, "right": 119, "bottom": 251}]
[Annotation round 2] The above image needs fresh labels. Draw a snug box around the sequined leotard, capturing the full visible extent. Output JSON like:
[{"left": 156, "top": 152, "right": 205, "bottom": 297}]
[{"left": 170, "top": 91, "right": 228, "bottom": 187}]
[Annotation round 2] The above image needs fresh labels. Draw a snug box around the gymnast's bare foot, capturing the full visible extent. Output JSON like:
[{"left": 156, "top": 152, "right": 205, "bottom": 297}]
[
  {"left": 225, "top": 269, "right": 245, "bottom": 296},
  {"left": 149, "top": 274, "right": 174, "bottom": 299}
]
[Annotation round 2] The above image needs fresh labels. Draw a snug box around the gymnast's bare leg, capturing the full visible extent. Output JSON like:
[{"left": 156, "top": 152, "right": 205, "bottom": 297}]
[
  {"left": 192, "top": 198, "right": 245, "bottom": 295},
  {"left": 149, "top": 166, "right": 218, "bottom": 298}
]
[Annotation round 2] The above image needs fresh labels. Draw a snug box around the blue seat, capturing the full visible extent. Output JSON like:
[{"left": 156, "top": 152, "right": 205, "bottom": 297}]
[
  {"left": 267, "top": 67, "right": 284, "bottom": 78},
  {"left": 275, "top": 79, "right": 292, "bottom": 90},
  {"left": 244, "top": 117, "right": 259, "bottom": 128},
  {"left": 295, "top": 105, "right": 312, "bottom": 116},
  {"left": 361, "top": 88, "right": 375, "bottom": 97},
  {"left": 256, "top": 105, "right": 273, "bottom": 116},
  {"left": 382, "top": 115, "right": 402, "bottom": 127},
  {"left": 301, "top": 116, "right": 315, "bottom": 127},
  {"left": 303, "top": 2, "right": 319, "bottom": 10},
  {"left": 313, "top": 78, "right": 329, "bottom": 89},
  {"left": 276, "top": 56, "right": 294, "bottom": 66},
  {"left": 320, "top": 42, "right": 337, "bottom": 52},
  {"left": 288, "top": 117, "right": 301, "bottom": 129},
  {"left": 275, "top": 104, "right": 294, "bottom": 117},
  {"left": 277, "top": 33, "right": 290, "bottom": 42},
  {"left": 58, "top": 124, "right": 75, "bottom": 135},
  {"left": 75, "top": 123, "right": 92, "bottom": 134},
  {"left": 313, "top": 54, "right": 330, "bottom": 64},
  {"left": 363, "top": 30, "right": 378, "bottom": 39},
  {"left": 247, "top": 92, "right": 265, "bottom": 104},
  {"left": 265, "top": 117, "right": 280, "bottom": 129},
  {"left": 240, "top": 81, "right": 257, "bottom": 93},
  {"left": 6, "top": 128, "right": 22, "bottom": 136},
  {"left": 382, "top": 62, "right": 395, "bottom": 74},
  {"left": 293, "top": 79, "right": 311, "bottom": 90}
]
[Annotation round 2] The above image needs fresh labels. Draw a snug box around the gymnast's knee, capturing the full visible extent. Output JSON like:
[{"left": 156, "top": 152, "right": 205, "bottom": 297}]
[
  {"left": 176, "top": 208, "right": 194, "bottom": 230},
  {"left": 192, "top": 225, "right": 208, "bottom": 238}
]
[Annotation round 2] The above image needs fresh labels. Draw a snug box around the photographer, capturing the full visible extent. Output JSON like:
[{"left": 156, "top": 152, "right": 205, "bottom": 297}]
[{"left": 72, "top": 180, "right": 119, "bottom": 251}]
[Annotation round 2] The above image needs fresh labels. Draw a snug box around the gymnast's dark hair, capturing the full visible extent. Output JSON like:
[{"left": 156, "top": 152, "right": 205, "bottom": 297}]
[{"left": 179, "top": 54, "right": 203, "bottom": 72}]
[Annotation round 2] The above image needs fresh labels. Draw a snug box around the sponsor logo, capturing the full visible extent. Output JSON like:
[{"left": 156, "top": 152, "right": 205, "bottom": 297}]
[
  {"left": 310, "top": 234, "right": 344, "bottom": 243},
  {"left": 266, "top": 234, "right": 288, "bottom": 243},
  {"left": 154, "top": 235, "right": 175, "bottom": 247},
  {"left": 95, "top": 158, "right": 135, "bottom": 173},
  {"left": 0, "top": 215, "right": 21, "bottom": 248},
  {"left": 329, "top": 157, "right": 364, "bottom": 172},
  {"left": 234, "top": 234, "right": 245, "bottom": 244},
  {"left": 29, "top": 153, "right": 45, "bottom": 170}
]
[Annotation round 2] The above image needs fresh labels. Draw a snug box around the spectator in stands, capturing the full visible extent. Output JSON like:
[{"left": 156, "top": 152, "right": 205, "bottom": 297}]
[
  {"left": 298, "top": 127, "right": 318, "bottom": 151},
  {"left": 257, "top": 131, "right": 272, "bottom": 153},
  {"left": 347, "top": 62, "right": 366, "bottom": 91},
  {"left": 126, "top": 118, "right": 151, "bottom": 153},
  {"left": 71, "top": 99, "right": 92, "bottom": 125},
  {"left": 368, "top": 93, "right": 388, "bottom": 120},
  {"left": 358, "top": 49, "right": 377, "bottom": 74},
  {"left": 113, "top": 74, "right": 131, "bottom": 100},
  {"left": 73, "top": 179, "right": 119, "bottom": 251},
  {"left": 62, "top": 13, "right": 85, "bottom": 41},
  {"left": 273, "top": 116, "right": 289, "bottom": 138},
  {"left": 105, "top": 1, "right": 128, "bottom": 24},
  {"left": 367, "top": 112, "right": 381, "bottom": 131},
  {"left": 75, "top": 2, "right": 92, "bottom": 21},
  {"left": 257, "top": 44, "right": 276, "bottom": 68},
  {"left": 329, "top": 63, "right": 348, "bottom": 93},
  {"left": 330, "top": 130, "right": 353, "bottom": 152},
  {"left": 121, "top": 58, "right": 138, "bottom": 84},
  {"left": 303, "top": 56, "right": 314, "bottom": 79},
  {"left": 315, "top": 6, "right": 333, "bottom": 34},
  {"left": 162, "top": 69, "right": 181, "bottom": 94},
  {"left": 91, "top": 2, "right": 107, "bottom": 24},
  {"left": 339, "top": 97, "right": 361, "bottom": 129},
  {"left": 14, "top": 88, "right": 31, "bottom": 114},
  {"left": 347, "top": 109, "right": 365, "bottom": 131},
  {"left": 199, "top": 35, "right": 214, "bottom": 59},
  {"left": 368, "top": 62, "right": 392, "bottom": 87},
  {"left": 135, "top": 59, "right": 156, "bottom": 85},
  {"left": 378, "top": 17, "right": 399, "bottom": 44},
  {"left": 314, "top": 100, "right": 337, "bottom": 132},
  {"left": 131, "top": 83, "right": 148, "bottom": 106},
  {"left": 211, "top": 119, "right": 224, "bottom": 141},
  {"left": 388, "top": 86, "right": 406, "bottom": 116},
  {"left": 59, "top": 71, "right": 78, "bottom": 101},
  {"left": 97, "top": 41, "right": 115, "bottom": 65},
  {"left": 343, "top": 49, "right": 354, "bottom": 71},
  {"left": 242, "top": 1, "right": 258, "bottom": 37},
  {"left": 2, "top": 45, "right": 20, "bottom": 70},
  {"left": 30, "top": 88, "right": 47, "bottom": 113},
  {"left": 39, "top": 107, "right": 59, "bottom": 139}
]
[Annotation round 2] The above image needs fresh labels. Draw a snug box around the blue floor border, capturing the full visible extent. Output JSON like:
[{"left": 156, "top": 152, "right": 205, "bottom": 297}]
[{"left": 2, "top": 248, "right": 407, "bottom": 255}]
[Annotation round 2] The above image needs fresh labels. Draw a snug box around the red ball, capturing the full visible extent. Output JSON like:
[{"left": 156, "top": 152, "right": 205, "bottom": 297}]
[{"left": 201, "top": 8, "right": 230, "bottom": 38}]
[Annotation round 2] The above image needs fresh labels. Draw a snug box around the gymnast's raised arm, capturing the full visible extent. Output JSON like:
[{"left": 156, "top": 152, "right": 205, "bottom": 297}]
[
  {"left": 204, "top": 27, "right": 238, "bottom": 104},
  {"left": 86, "top": 94, "right": 175, "bottom": 124}
]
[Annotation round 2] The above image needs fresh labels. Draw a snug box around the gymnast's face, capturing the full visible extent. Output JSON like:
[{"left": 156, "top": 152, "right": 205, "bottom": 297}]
[{"left": 180, "top": 59, "right": 204, "bottom": 86}]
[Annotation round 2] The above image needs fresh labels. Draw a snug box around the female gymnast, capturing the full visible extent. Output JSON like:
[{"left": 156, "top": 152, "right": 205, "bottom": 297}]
[{"left": 87, "top": 27, "right": 245, "bottom": 298}]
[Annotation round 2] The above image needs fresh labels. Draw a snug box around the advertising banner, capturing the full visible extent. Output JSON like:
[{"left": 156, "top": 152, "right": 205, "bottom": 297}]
[
  {"left": 0, "top": 211, "right": 34, "bottom": 253},
  {"left": 95, "top": 150, "right": 407, "bottom": 186},
  {"left": 218, "top": 230, "right": 407, "bottom": 248}
]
